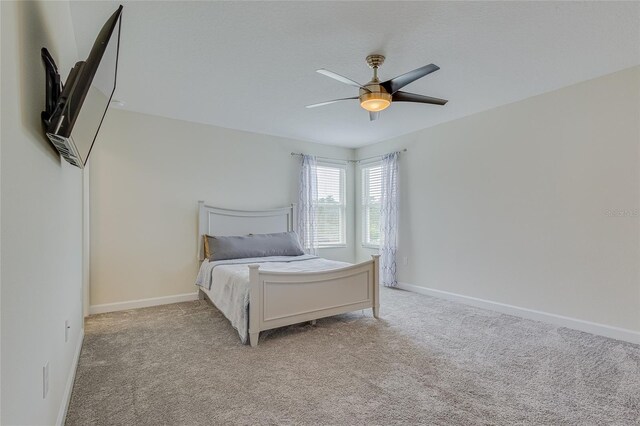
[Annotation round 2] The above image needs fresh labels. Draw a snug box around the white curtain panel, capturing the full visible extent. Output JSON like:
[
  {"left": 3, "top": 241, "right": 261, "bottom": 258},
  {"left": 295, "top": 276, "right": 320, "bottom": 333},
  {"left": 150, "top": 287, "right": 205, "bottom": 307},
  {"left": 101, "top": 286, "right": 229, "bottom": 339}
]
[
  {"left": 297, "top": 154, "right": 319, "bottom": 255},
  {"left": 380, "top": 152, "right": 399, "bottom": 287}
]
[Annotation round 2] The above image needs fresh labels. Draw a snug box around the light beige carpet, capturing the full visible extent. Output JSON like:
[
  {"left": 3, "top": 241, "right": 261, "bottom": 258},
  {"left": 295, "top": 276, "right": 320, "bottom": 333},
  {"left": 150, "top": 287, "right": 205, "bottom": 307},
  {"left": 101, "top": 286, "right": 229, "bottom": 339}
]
[{"left": 66, "top": 288, "right": 640, "bottom": 425}]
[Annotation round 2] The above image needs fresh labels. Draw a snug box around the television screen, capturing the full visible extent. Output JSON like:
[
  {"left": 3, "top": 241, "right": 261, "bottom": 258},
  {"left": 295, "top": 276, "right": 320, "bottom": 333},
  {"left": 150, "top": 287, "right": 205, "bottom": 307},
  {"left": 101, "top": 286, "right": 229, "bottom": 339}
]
[{"left": 45, "top": 6, "right": 122, "bottom": 168}]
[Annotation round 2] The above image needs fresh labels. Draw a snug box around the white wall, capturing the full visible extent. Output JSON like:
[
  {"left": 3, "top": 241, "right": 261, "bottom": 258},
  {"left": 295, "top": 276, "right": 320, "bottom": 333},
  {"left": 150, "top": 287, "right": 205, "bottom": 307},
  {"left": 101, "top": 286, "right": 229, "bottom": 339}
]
[
  {"left": 89, "top": 109, "right": 355, "bottom": 307},
  {"left": 356, "top": 67, "right": 640, "bottom": 333},
  {"left": 1, "top": 1, "right": 84, "bottom": 424}
]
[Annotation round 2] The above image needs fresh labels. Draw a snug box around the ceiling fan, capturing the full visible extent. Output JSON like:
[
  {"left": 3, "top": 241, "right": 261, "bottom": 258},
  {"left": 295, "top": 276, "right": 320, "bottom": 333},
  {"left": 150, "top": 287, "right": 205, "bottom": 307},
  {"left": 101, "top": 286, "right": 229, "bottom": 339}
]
[{"left": 306, "top": 55, "right": 448, "bottom": 121}]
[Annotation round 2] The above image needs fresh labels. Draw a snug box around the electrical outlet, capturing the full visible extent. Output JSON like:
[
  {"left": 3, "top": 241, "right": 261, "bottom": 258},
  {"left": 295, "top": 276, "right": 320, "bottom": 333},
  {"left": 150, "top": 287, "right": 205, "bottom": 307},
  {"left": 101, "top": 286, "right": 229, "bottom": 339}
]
[
  {"left": 43, "top": 362, "right": 49, "bottom": 399},
  {"left": 402, "top": 257, "right": 408, "bottom": 265},
  {"left": 65, "top": 320, "right": 70, "bottom": 343}
]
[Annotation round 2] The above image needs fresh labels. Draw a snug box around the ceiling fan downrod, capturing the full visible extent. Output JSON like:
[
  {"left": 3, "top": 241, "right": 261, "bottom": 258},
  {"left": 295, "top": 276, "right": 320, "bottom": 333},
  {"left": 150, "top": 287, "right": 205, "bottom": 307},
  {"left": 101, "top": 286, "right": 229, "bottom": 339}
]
[{"left": 366, "top": 54, "right": 385, "bottom": 82}]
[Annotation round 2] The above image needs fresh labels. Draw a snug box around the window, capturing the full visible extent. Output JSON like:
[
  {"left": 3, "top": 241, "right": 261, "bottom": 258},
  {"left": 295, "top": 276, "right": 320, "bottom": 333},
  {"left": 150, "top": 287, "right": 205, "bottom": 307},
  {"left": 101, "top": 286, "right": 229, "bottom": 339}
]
[
  {"left": 362, "top": 163, "right": 382, "bottom": 247},
  {"left": 316, "top": 163, "right": 346, "bottom": 247}
]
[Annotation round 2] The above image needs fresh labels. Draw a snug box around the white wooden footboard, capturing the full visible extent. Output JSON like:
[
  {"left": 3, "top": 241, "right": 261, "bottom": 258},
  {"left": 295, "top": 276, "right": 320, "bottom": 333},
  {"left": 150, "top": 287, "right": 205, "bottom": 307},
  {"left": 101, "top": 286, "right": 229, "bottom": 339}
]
[
  {"left": 197, "top": 202, "right": 381, "bottom": 347},
  {"left": 247, "top": 255, "right": 380, "bottom": 347}
]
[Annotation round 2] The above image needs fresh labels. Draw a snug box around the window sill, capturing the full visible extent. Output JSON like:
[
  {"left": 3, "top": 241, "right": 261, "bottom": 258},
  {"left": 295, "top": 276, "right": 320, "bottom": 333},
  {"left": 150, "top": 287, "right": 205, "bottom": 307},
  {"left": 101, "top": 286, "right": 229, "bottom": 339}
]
[
  {"left": 318, "top": 244, "right": 347, "bottom": 249},
  {"left": 361, "top": 244, "right": 380, "bottom": 250}
]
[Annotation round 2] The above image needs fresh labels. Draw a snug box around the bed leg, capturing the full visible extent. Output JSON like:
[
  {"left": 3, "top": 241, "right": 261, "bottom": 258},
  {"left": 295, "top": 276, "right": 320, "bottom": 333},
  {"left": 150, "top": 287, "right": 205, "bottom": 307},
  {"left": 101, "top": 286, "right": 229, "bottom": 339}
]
[
  {"left": 249, "top": 332, "right": 259, "bottom": 347},
  {"left": 198, "top": 288, "right": 205, "bottom": 300},
  {"left": 372, "top": 254, "right": 381, "bottom": 320},
  {"left": 248, "top": 264, "right": 261, "bottom": 348}
]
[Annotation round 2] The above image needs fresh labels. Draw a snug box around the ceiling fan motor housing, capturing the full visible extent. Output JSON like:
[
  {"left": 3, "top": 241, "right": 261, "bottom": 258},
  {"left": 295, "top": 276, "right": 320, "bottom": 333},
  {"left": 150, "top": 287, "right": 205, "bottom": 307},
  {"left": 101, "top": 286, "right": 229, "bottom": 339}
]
[{"left": 360, "top": 84, "right": 391, "bottom": 111}]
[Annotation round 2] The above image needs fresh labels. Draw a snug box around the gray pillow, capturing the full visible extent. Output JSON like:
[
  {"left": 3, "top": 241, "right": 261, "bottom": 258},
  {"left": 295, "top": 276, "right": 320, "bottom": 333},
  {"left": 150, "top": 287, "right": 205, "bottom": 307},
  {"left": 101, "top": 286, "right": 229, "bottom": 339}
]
[{"left": 208, "top": 231, "right": 305, "bottom": 261}]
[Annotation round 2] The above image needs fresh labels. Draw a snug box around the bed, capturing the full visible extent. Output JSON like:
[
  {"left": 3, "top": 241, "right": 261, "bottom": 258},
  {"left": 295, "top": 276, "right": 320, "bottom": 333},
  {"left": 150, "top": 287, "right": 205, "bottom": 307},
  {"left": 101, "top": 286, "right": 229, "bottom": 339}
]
[{"left": 195, "top": 201, "right": 380, "bottom": 347}]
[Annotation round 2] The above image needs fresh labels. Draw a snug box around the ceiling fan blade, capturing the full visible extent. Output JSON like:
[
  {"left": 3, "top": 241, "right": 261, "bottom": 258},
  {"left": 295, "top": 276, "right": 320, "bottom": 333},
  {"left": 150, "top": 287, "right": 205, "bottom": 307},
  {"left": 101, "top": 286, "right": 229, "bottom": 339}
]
[
  {"left": 316, "top": 69, "right": 365, "bottom": 89},
  {"left": 305, "top": 97, "right": 359, "bottom": 109},
  {"left": 369, "top": 111, "right": 379, "bottom": 121},
  {"left": 392, "top": 91, "right": 448, "bottom": 105},
  {"left": 381, "top": 63, "right": 440, "bottom": 94}
]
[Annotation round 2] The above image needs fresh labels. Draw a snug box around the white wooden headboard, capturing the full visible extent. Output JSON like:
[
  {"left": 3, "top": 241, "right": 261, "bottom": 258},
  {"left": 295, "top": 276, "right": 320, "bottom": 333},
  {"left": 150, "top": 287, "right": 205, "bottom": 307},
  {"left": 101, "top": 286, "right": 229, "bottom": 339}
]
[{"left": 198, "top": 201, "right": 297, "bottom": 260}]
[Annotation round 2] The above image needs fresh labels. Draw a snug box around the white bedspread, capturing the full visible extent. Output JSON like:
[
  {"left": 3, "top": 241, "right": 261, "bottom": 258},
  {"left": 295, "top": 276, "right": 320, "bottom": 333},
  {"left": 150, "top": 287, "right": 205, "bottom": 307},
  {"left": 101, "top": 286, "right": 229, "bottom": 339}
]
[{"left": 195, "top": 255, "right": 351, "bottom": 343}]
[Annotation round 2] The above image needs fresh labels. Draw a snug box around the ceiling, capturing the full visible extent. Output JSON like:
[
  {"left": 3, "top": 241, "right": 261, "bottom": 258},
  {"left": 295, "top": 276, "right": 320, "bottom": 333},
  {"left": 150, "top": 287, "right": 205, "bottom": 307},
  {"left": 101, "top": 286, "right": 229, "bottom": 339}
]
[{"left": 69, "top": 1, "right": 640, "bottom": 148}]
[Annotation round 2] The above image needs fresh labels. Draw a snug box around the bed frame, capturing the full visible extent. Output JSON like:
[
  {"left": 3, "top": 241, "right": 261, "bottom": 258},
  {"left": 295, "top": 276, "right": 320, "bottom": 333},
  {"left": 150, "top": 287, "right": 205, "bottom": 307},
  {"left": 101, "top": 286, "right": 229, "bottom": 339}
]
[{"left": 198, "top": 201, "right": 380, "bottom": 347}]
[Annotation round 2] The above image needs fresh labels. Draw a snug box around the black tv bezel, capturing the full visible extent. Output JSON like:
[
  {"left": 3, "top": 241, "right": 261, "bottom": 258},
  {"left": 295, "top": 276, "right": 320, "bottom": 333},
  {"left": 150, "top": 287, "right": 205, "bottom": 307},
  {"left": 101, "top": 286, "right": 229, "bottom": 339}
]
[{"left": 43, "top": 5, "right": 123, "bottom": 167}]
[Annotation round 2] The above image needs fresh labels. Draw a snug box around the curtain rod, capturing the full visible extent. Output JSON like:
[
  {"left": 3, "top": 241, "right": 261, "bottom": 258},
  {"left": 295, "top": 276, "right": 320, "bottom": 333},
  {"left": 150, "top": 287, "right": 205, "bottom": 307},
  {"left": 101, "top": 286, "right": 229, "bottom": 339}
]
[
  {"left": 290, "top": 148, "right": 407, "bottom": 164},
  {"left": 290, "top": 152, "right": 356, "bottom": 163},
  {"left": 356, "top": 148, "right": 407, "bottom": 163}
]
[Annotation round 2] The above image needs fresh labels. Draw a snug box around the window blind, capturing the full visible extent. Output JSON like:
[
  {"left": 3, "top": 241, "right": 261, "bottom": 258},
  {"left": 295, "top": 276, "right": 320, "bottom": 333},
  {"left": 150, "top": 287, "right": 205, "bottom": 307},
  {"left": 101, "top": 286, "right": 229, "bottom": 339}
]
[{"left": 316, "top": 164, "right": 346, "bottom": 246}]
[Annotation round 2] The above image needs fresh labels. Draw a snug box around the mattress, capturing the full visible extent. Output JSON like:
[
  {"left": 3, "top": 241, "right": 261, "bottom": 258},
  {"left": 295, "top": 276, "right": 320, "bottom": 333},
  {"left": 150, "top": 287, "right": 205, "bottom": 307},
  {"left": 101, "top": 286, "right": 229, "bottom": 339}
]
[{"left": 195, "top": 255, "right": 351, "bottom": 343}]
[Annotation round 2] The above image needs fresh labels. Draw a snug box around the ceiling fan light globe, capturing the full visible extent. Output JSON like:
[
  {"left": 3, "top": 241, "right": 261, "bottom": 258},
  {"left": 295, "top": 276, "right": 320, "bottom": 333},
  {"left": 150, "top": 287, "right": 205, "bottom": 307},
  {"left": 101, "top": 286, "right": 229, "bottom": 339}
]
[
  {"left": 359, "top": 92, "right": 392, "bottom": 112},
  {"left": 361, "top": 99, "right": 390, "bottom": 112}
]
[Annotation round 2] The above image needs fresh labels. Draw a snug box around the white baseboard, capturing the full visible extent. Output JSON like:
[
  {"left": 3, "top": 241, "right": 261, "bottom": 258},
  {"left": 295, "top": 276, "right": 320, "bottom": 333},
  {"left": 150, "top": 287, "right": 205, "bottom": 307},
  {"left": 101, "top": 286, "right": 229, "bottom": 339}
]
[
  {"left": 396, "top": 282, "right": 640, "bottom": 345},
  {"left": 56, "top": 328, "right": 84, "bottom": 426},
  {"left": 89, "top": 292, "right": 199, "bottom": 315}
]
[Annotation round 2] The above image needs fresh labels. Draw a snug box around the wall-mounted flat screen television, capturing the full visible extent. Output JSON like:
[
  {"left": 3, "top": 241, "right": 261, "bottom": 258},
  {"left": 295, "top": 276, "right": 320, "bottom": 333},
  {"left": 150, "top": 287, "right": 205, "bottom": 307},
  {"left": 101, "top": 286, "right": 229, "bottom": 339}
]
[{"left": 42, "top": 5, "right": 122, "bottom": 168}]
